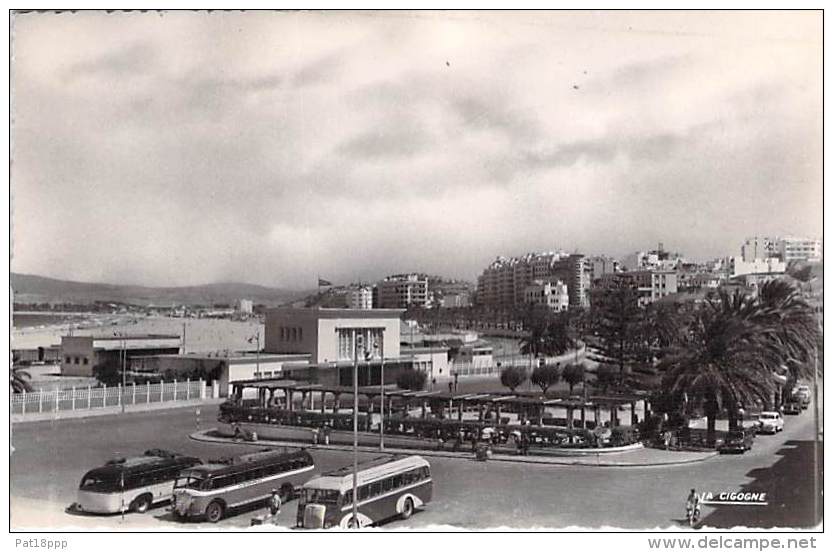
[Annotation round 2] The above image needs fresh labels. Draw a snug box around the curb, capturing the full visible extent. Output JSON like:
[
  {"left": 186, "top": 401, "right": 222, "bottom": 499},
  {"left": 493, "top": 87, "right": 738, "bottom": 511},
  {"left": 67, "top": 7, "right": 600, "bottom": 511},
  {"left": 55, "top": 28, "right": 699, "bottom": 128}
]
[{"left": 189, "top": 429, "right": 718, "bottom": 468}]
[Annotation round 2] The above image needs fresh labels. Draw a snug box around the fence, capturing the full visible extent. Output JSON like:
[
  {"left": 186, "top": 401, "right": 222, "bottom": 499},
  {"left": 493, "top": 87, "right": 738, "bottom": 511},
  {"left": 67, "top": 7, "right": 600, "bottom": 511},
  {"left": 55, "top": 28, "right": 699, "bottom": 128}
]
[
  {"left": 10, "top": 379, "right": 208, "bottom": 416},
  {"left": 450, "top": 345, "right": 588, "bottom": 377}
]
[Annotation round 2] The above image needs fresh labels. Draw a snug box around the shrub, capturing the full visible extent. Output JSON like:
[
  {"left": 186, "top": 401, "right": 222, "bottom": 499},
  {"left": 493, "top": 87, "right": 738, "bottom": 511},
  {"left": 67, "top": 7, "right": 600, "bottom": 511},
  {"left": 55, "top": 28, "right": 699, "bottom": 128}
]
[
  {"left": 530, "top": 364, "right": 562, "bottom": 394},
  {"left": 500, "top": 366, "right": 528, "bottom": 392}
]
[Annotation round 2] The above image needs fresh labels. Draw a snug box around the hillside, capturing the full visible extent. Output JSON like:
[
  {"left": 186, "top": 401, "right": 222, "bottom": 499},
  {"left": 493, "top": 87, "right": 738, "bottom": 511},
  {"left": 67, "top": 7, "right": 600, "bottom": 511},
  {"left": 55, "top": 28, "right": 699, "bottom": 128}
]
[{"left": 10, "top": 272, "right": 311, "bottom": 307}]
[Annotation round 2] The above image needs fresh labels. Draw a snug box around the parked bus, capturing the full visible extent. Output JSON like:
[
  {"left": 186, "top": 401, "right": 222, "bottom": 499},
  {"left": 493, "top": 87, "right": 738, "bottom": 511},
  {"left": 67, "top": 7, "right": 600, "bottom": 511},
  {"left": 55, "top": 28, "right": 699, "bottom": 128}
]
[
  {"left": 72, "top": 449, "right": 202, "bottom": 514},
  {"left": 171, "top": 448, "right": 314, "bottom": 522},
  {"left": 297, "top": 455, "right": 432, "bottom": 529}
]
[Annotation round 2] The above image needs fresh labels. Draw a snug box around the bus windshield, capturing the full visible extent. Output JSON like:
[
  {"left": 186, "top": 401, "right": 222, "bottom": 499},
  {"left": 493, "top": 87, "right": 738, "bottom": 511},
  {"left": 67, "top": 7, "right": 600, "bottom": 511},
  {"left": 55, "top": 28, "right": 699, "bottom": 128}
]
[
  {"left": 302, "top": 488, "right": 340, "bottom": 505},
  {"left": 174, "top": 473, "right": 206, "bottom": 490}
]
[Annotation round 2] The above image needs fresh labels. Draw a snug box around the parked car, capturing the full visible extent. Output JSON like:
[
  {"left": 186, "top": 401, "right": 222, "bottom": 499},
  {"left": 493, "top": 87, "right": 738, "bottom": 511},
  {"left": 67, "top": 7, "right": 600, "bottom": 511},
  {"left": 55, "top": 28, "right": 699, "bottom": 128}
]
[
  {"left": 783, "top": 401, "right": 802, "bottom": 415},
  {"left": 792, "top": 385, "right": 811, "bottom": 409},
  {"left": 757, "top": 411, "right": 784, "bottom": 434},
  {"left": 717, "top": 429, "right": 755, "bottom": 454}
]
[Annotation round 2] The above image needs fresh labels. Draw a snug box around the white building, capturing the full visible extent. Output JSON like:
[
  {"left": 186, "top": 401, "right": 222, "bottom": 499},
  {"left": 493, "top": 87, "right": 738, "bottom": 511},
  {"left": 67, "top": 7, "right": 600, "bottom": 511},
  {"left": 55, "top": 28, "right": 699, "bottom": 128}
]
[
  {"left": 779, "top": 237, "right": 822, "bottom": 263},
  {"left": 730, "top": 257, "right": 787, "bottom": 278},
  {"left": 524, "top": 280, "right": 569, "bottom": 312},
  {"left": 238, "top": 299, "right": 254, "bottom": 314},
  {"left": 348, "top": 287, "right": 373, "bottom": 310}
]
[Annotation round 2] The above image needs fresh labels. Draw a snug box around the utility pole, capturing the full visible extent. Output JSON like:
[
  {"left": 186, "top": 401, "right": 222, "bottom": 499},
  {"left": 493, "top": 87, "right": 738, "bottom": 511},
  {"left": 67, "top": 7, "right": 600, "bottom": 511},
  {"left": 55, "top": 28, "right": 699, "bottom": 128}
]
[{"left": 813, "top": 345, "right": 819, "bottom": 526}]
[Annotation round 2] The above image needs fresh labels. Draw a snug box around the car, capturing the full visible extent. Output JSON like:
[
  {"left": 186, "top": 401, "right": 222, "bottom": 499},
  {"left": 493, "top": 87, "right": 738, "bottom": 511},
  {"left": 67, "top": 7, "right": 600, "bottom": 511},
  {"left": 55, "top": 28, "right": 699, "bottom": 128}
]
[
  {"left": 783, "top": 401, "right": 802, "bottom": 415},
  {"left": 717, "top": 429, "right": 755, "bottom": 454},
  {"left": 757, "top": 411, "right": 784, "bottom": 434},
  {"left": 792, "top": 385, "right": 811, "bottom": 409}
]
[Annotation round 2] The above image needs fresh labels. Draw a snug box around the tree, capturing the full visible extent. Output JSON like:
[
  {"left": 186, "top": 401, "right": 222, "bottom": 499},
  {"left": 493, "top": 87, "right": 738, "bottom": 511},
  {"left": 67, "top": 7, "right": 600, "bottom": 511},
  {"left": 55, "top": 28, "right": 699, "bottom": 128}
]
[
  {"left": 562, "top": 363, "right": 585, "bottom": 394},
  {"left": 396, "top": 369, "right": 427, "bottom": 391},
  {"left": 500, "top": 366, "right": 528, "bottom": 392},
  {"left": 10, "top": 366, "right": 33, "bottom": 393},
  {"left": 92, "top": 358, "right": 123, "bottom": 387},
  {"left": 587, "top": 277, "right": 649, "bottom": 385},
  {"left": 659, "top": 285, "right": 809, "bottom": 445},
  {"left": 518, "top": 304, "right": 552, "bottom": 358},
  {"left": 593, "top": 364, "right": 619, "bottom": 394},
  {"left": 530, "top": 364, "right": 561, "bottom": 394}
]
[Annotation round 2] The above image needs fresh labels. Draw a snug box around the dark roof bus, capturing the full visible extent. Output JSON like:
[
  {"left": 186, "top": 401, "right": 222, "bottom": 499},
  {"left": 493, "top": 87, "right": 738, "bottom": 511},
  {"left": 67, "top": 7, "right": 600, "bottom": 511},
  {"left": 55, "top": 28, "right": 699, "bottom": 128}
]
[
  {"left": 72, "top": 449, "right": 202, "bottom": 515},
  {"left": 172, "top": 448, "right": 314, "bottom": 523}
]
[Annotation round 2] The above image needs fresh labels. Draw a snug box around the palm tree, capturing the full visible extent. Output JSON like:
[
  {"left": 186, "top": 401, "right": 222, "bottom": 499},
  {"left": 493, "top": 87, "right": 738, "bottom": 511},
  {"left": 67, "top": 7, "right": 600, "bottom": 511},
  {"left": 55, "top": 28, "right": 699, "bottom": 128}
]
[
  {"left": 661, "top": 281, "right": 820, "bottom": 445},
  {"left": 11, "top": 366, "right": 34, "bottom": 394},
  {"left": 661, "top": 289, "right": 778, "bottom": 444}
]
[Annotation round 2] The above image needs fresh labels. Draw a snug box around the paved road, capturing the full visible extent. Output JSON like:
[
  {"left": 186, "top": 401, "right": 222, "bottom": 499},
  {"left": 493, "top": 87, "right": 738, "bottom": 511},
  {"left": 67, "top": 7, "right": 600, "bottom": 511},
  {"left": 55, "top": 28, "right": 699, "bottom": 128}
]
[{"left": 10, "top": 402, "right": 821, "bottom": 530}]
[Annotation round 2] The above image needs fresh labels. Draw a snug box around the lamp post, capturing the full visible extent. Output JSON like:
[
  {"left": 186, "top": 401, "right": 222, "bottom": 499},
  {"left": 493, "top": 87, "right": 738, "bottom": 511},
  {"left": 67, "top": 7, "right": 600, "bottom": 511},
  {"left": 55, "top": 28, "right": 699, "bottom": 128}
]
[
  {"left": 114, "top": 332, "right": 127, "bottom": 414},
  {"left": 375, "top": 339, "right": 385, "bottom": 451},
  {"left": 351, "top": 331, "right": 361, "bottom": 529},
  {"left": 812, "top": 345, "right": 819, "bottom": 526}
]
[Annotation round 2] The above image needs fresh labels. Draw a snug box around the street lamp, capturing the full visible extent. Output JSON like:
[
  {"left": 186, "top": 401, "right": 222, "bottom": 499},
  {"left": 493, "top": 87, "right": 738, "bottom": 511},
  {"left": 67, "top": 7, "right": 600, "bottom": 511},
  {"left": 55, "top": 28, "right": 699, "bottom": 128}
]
[
  {"left": 114, "top": 332, "right": 127, "bottom": 414},
  {"left": 351, "top": 331, "right": 362, "bottom": 529}
]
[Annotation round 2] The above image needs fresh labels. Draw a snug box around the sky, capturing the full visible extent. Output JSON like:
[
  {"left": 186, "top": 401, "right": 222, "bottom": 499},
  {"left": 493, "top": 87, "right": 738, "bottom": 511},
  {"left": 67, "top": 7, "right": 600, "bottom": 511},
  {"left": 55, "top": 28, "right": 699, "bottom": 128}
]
[{"left": 10, "top": 10, "right": 823, "bottom": 290}]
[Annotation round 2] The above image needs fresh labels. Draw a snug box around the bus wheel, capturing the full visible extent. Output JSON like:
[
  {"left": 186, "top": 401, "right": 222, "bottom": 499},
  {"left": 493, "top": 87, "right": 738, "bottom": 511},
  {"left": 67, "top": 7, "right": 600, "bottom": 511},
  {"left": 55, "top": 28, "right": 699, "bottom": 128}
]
[
  {"left": 130, "top": 494, "right": 153, "bottom": 514},
  {"left": 205, "top": 501, "right": 225, "bottom": 523},
  {"left": 280, "top": 483, "right": 295, "bottom": 502},
  {"left": 401, "top": 498, "right": 414, "bottom": 520}
]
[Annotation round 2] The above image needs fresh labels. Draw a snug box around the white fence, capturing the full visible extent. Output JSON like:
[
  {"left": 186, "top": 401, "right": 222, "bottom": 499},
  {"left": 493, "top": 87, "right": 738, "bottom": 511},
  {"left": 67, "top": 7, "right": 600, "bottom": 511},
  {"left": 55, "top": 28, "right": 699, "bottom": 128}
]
[{"left": 10, "top": 379, "right": 208, "bottom": 415}]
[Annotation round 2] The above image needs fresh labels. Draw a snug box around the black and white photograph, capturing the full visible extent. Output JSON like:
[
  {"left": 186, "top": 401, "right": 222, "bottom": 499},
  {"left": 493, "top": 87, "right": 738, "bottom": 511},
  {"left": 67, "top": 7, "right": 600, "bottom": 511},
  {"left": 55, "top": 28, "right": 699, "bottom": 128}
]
[{"left": 6, "top": 7, "right": 824, "bottom": 537}]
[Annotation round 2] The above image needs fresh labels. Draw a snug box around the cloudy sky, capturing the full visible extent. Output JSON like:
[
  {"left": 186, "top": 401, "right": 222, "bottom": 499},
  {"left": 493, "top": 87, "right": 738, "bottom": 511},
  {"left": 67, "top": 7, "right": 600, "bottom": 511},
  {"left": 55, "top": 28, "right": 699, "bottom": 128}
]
[{"left": 11, "top": 11, "right": 822, "bottom": 289}]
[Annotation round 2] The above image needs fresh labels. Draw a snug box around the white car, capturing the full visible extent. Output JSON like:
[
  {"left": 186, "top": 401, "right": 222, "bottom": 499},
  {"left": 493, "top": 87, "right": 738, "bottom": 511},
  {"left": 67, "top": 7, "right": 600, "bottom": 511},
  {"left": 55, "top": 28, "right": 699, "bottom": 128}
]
[{"left": 757, "top": 411, "right": 784, "bottom": 434}]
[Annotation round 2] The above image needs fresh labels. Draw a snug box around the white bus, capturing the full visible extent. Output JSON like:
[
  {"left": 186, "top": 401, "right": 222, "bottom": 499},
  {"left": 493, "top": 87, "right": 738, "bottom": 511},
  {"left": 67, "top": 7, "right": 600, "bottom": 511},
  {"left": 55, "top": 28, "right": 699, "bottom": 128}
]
[
  {"left": 172, "top": 448, "right": 314, "bottom": 523},
  {"left": 297, "top": 455, "right": 432, "bottom": 529},
  {"left": 72, "top": 449, "right": 202, "bottom": 514}
]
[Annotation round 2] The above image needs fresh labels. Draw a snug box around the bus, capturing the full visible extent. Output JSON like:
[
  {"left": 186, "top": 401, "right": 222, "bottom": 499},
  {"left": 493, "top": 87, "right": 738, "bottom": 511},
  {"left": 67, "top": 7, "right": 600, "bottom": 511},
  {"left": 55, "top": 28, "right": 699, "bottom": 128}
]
[
  {"left": 171, "top": 448, "right": 314, "bottom": 523},
  {"left": 297, "top": 455, "right": 432, "bottom": 529},
  {"left": 73, "top": 449, "right": 202, "bottom": 515}
]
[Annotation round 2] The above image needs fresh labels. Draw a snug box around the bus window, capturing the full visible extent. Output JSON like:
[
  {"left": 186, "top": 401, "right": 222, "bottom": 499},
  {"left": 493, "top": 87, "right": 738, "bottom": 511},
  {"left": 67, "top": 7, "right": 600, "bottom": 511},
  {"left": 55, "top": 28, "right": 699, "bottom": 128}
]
[
  {"left": 358, "top": 485, "right": 369, "bottom": 501},
  {"left": 382, "top": 478, "right": 393, "bottom": 492},
  {"left": 421, "top": 466, "right": 430, "bottom": 479},
  {"left": 213, "top": 475, "right": 233, "bottom": 489},
  {"left": 344, "top": 490, "right": 353, "bottom": 505},
  {"left": 370, "top": 481, "right": 382, "bottom": 497},
  {"left": 393, "top": 474, "right": 403, "bottom": 488}
]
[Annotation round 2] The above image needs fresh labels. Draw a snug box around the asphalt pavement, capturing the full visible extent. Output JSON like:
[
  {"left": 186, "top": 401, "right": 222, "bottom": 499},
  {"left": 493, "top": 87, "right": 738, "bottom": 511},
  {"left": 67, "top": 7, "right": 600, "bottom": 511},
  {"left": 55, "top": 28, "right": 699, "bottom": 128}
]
[{"left": 10, "top": 400, "right": 821, "bottom": 530}]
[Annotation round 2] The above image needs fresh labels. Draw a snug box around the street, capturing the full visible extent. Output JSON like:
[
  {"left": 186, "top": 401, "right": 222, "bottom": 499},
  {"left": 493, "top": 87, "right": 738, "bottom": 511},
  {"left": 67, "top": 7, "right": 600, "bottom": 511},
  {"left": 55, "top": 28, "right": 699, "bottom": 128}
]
[{"left": 10, "top": 402, "right": 821, "bottom": 530}]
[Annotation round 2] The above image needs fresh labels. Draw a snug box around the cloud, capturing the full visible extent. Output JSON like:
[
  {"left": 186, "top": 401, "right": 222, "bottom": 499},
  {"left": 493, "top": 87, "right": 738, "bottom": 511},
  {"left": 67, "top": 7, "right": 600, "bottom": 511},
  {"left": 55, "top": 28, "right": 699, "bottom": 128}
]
[{"left": 10, "top": 11, "right": 823, "bottom": 289}]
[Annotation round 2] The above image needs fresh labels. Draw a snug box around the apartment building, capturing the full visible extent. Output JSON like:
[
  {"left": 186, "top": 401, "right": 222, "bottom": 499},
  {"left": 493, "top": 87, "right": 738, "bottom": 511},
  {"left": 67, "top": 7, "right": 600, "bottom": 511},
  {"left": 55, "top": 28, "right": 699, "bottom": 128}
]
[{"left": 375, "top": 274, "right": 429, "bottom": 309}]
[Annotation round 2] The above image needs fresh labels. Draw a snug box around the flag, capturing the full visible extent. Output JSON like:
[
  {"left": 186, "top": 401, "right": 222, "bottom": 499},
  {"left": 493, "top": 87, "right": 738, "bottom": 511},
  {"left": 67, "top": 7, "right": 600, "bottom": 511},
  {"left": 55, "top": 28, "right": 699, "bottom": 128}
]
[{"left": 318, "top": 278, "right": 333, "bottom": 287}]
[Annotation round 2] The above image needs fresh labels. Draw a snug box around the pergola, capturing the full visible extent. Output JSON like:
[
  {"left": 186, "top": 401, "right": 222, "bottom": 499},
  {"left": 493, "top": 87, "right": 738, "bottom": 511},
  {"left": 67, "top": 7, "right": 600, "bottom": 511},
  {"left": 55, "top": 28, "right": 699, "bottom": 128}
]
[{"left": 229, "top": 378, "right": 650, "bottom": 429}]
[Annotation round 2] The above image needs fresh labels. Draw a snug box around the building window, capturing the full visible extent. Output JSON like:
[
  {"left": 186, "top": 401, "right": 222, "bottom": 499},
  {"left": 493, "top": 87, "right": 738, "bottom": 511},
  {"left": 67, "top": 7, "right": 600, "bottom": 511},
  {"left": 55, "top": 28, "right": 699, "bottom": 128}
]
[
  {"left": 65, "top": 356, "right": 71, "bottom": 364},
  {"left": 299, "top": 327, "right": 303, "bottom": 341},
  {"left": 74, "top": 356, "right": 80, "bottom": 364},
  {"left": 83, "top": 358, "right": 89, "bottom": 365}
]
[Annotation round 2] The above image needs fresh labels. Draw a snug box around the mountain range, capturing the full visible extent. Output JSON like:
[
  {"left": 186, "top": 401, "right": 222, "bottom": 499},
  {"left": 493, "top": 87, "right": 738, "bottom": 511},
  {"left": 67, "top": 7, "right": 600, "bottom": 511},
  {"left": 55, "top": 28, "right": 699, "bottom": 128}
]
[{"left": 10, "top": 272, "right": 311, "bottom": 307}]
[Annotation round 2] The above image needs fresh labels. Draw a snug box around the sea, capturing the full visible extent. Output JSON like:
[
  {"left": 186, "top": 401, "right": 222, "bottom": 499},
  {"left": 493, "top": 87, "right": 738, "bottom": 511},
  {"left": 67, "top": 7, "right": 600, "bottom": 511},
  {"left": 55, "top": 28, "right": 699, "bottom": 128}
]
[{"left": 12, "top": 312, "right": 90, "bottom": 329}]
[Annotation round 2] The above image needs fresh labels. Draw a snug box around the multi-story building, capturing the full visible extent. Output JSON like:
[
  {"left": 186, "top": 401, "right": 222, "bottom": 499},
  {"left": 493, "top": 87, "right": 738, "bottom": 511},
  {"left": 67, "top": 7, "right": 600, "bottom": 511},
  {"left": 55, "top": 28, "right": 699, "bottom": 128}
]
[
  {"left": 741, "top": 235, "right": 822, "bottom": 263},
  {"left": 779, "top": 237, "right": 822, "bottom": 263},
  {"left": 375, "top": 274, "right": 429, "bottom": 309},
  {"left": 741, "top": 236, "right": 781, "bottom": 262},
  {"left": 238, "top": 299, "right": 254, "bottom": 314},
  {"left": 476, "top": 251, "right": 587, "bottom": 310},
  {"left": 621, "top": 246, "right": 685, "bottom": 272},
  {"left": 595, "top": 270, "right": 678, "bottom": 307},
  {"left": 586, "top": 255, "right": 621, "bottom": 285},
  {"left": 348, "top": 286, "right": 373, "bottom": 310},
  {"left": 729, "top": 257, "right": 786, "bottom": 278},
  {"left": 524, "top": 280, "right": 569, "bottom": 312}
]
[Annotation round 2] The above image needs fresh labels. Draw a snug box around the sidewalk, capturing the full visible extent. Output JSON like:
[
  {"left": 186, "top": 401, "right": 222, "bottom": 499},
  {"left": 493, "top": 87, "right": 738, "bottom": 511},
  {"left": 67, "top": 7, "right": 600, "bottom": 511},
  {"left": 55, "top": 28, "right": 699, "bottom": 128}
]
[
  {"left": 11, "top": 398, "right": 225, "bottom": 424},
  {"left": 189, "top": 429, "right": 717, "bottom": 467}
]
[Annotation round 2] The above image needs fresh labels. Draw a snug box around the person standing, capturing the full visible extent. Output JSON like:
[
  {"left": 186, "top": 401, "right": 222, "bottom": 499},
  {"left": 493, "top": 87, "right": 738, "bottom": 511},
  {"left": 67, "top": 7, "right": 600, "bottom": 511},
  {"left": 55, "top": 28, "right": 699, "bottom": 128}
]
[{"left": 268, "top": 489, "right": 282, "bottom": 524}]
